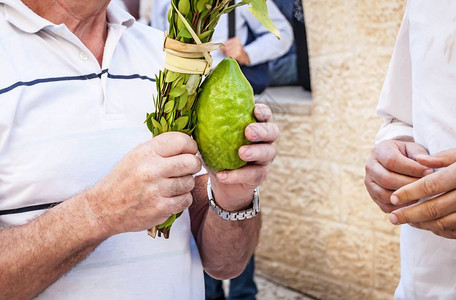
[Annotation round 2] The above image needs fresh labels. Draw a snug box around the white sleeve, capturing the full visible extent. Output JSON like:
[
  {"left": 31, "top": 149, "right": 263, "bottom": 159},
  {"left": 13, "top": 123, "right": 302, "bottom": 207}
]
[
  {"left": 241, "top": 1, "right": 293, "bottom": 66},
  {"left": 376, "top": 3, "right": 414, "bottom": 143}
]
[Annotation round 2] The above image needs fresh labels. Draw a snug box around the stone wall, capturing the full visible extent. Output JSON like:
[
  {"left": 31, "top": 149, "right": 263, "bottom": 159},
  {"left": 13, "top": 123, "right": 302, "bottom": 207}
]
[{"left": 256, "top": 1, "right": 407, "bottom": 299}]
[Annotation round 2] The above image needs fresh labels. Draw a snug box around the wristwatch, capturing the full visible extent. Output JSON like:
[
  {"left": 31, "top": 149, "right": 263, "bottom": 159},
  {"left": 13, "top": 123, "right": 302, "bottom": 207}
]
[{"left": 207, "top": 177, "right": 260, "bottom": 221}]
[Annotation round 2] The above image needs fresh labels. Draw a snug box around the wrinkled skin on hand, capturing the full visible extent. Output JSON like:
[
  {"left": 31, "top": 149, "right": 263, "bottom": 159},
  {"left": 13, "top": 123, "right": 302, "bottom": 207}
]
[
  {"left": 364, "top": 139, "right": 432, "bottom": 213},
  {"left": 389, "top": 149, "right": 456, "bottom": 239},
  {"left": 86, "top": 132, "right": 202, "bottom": 235}
]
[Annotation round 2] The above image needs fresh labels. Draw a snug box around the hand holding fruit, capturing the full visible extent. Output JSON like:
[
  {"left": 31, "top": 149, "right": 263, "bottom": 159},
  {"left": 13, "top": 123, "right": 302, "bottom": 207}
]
[
  {"left": 209, "top": 103, "right": 279, "bottom": 211},
  {"left": 86, "top": 132, "right": 202, "bottom": 236}
]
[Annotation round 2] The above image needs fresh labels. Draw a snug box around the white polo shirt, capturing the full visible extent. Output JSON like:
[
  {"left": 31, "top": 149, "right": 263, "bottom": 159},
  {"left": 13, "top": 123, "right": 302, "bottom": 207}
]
[{"left": 0, "top": 1, "right": 204, "bottom": 299}]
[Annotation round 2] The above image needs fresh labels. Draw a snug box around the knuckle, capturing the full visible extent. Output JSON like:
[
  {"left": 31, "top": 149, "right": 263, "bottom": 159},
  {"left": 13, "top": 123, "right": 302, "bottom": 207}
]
[
  {"left": 377, "top": 172, "right": 392, "bottom": 188},
  {"left": 383, "top": 152, "right": 397, "bottom": 171},
  {"left": 435, "top": 219, "right": 448, "bottom": 232},
  {"left": 378, "top": 202, "right": 394, "bottom": 213},
  {"left": 423, "top": 177, "right": 440, "bottom": 195},
  {"left": 425, "top": 202, "right": 440, "bottom": 219},
  {"left": 401, "top": 210, "right": 411, "bottom": 224}
]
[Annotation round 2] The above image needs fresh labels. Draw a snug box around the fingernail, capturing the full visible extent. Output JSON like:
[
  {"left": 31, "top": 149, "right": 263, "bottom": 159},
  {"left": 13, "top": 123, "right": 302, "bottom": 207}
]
[
  {"left": 243, "top": 148, "right": 252, "bottom": 158},
  {"left": 248, "top": 126, "right": 259, "bottom": 140},
  {"left": 389, "top": 213, "right": 399, "bottom": 225},
  {"left": 217, "top": 172, "right": 228, "bottom": 181},
  {"left": 415, "top": 154, "right": 428, "bottom": 160},
  {"left": 423, "top": 169, "right": 433, "bottom": 176},
  {"left": 390, "top": 195, "right": 400, "bottom": 205}
]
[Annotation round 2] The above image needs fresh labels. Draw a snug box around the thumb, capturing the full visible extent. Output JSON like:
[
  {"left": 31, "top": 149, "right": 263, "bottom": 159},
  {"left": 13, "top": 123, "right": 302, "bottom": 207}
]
[{"left": 416, "top": 149, "right": 456, "bottom": 168}]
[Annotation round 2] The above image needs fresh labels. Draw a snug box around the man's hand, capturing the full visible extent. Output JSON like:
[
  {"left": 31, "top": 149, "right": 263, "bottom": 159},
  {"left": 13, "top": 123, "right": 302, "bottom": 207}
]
[
  {"left": 389, "top": 149, "right": 456, "bottom": 239},
  {"left": 221, "top": 37, "right": 250, "bottom": 65},
  {"left": 364, "top": 139, "right": 432, "bottom": 213},
  {"left": 209, "top": 103, "right": 278, "bottom": 211},
  {"left": 87, "top": 132, "right": 202, "bottom": 236}
]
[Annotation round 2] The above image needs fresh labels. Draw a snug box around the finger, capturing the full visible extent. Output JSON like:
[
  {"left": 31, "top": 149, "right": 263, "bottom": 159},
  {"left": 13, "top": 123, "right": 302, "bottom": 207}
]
[
  {"left": 369, "top": 161, "right": 419, "bottom": 191},
  {"left": 391, "top": 163, "right": 456, "bottom": 205},
  {"left": 160, "top": 176, "right": 195, "bottom": 197},
  {"left": 164, "top": 192, "right": 193, "bottom": 215},
  {"left": 254, "top": 104, "right": 272, "bottom": 122},
  {"left": 216, "top": 165, "right": 268, "bottom": 188},
  {"left": 365, "top": 177, "right": 415, "bottom": 212},
  {"left": 412, "top": 212, "right": 456, "bottom": 233},
  {"left": 239, "top": 144, "right": 276, "bottom": 163},
  {"left": 416, "top": 149, "right": 456, "bottom": 168},
  {"left": 364, "top": 177, "right": 394, "bottom": 204},
  {"left": 161, "top": 154, "right": 202, "bottom": 177},
  {"left": 390, "top": 190, "right": 456, "bottom": 224},
  {"left": 404, "top": 142, "right": 429, "bottom": 160},
  {"left": 152, "top": 132, "right": 198, "bottom": 157},
  {"left": 375, "top": 142, "right": 431, "bottom": 178},
  {"left": 245, "top": 123, "right": 280, "bottom": 143}
]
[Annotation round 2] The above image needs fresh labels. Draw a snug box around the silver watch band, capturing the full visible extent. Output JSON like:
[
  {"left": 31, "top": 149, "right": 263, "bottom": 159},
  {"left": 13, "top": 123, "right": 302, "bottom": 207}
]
[{"left": 207, "top": 177, "right": 260, "bottom": 221}]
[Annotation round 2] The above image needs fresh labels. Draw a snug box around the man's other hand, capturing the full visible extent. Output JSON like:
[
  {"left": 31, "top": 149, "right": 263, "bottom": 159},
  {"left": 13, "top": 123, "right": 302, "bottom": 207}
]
[
  {"left": 221, "top": 37, "right": 250, "bottom": 65},
  {"left": 364, "top": 139, "right": 432, "bottom": 213},
  {"left": 389, "top": 149, "right": 456, "bottom": 239},
  {"left": 86, "top": 132, "right": 202, "bottom": 236}
]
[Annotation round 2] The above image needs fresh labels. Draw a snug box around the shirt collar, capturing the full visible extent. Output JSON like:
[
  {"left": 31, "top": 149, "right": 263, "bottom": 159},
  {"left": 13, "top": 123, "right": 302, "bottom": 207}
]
[
  {"left": 2, "top": 0, "right": 135, "bottom": 34},
  {"left": 107, "top": 1, "right": 135, "bottom": 28},
  {"left": 2, "top": 0, "right": 53, "bottom": 33}
]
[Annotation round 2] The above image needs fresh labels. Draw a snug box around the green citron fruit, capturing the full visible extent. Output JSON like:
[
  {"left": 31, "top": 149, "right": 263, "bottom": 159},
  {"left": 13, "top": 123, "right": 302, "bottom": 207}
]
[{"left": 194, "top": 58, "right": 256, "bottom": 172}]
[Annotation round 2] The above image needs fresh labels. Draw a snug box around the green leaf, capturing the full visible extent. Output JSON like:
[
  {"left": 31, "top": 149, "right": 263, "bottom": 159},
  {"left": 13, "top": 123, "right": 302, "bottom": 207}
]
[
  {"left": 177, "top": 28, "right": 193, "bottom": 39},
  {"left": 165, "top": 71, "right": 180, "bottom": 82},
  {"left": 172, "top": 76, "right": 184, "bottom": 88},
  {"left": 186, "top": 74, "right": 201, "bottom": 95},
  {"left": 163, "top": 100, "right": 175, "bottom": 113},
  {"left": 177, "top": 16, "right": 185, "bottom": 31},
  {"left": 157, "top": 214, "right": 177, "bottom": 229},
  {"left": 160, "top": 117, "right": 168, "bottom": 132},
  {"left": 197, "top": 0, "right": 206, "bottom": 12},
  {"left": 177, "top": 91, "right": 188, "bottom": 110},
  {"left": 151, "top": 118, "right": 162, "bottom": 131},
  {"left": 167, "top": 7, "right": 172, "bottom": 23},
  {"left": 178, "top": 0, "right": 190, "bottom": 15},
  {"left": 247, "top": 0, "right": 280, "bottom": 39},
  {"left": 153, "top": 128, "right": 159, "bottom": 137},
  {"left": 175, "top": 116, "right": 189, "bottom": 130},
  {"left": 198, "top": 30, "right": 214, "bottom": 42},
  {"left": 169, "top": 85, "right": 187, "bottom": 97},
  {"left": 146, "top": 117, "right": 154, "bottom": 133}
]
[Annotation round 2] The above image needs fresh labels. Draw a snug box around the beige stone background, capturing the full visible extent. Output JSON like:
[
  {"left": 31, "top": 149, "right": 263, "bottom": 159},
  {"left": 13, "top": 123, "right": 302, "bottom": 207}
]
[{"left": 256, "top": 0, "right": 407, "bottom": 299}]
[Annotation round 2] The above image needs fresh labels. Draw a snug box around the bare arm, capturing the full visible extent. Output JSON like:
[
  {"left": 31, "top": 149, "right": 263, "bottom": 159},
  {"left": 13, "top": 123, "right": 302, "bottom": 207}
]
[
  {"left": 0, "top": 133, "right": 202, "bottom": 299},
  {"left": 0, "top": 194, "right": 107, "bottom": 300},
  {"left": 190, "top": 174, "right": 261, "bottom": 279}
]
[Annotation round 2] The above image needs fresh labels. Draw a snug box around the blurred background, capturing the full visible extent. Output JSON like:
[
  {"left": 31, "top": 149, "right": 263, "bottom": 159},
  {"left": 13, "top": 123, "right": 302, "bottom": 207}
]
[{"left": 119, "top": 0, "right": 407, "bottom": 298}]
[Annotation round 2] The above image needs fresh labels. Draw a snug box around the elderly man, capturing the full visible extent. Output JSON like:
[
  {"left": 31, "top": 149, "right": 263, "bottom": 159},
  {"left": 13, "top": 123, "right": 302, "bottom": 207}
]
[
  {"left": 365, "top": 1, "right": 456, "bottom": 299},
  {"left": 0, "top": 0, "right": 279, "bottom": 299}
]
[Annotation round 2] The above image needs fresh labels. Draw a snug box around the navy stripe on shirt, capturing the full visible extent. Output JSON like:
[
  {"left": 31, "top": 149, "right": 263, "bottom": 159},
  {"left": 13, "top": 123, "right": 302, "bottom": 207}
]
[
  {"left": 0, "top": 202, "right": 63, "bottom": 216},
  {"left": 0, "top": 69, "right": 156, "bottom": 96}
]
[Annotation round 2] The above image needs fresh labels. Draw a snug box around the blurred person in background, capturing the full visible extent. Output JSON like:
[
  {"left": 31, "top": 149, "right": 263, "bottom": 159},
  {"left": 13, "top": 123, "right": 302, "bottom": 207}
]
[
  {"left": 269, "top": 0, "right": 310, "bottom": 91},
  {"left": 365, "top": 1, "right": 456, "bottom": 299},
  {"left": 126, "top": 0, "right": 293, "bottom": 94}
]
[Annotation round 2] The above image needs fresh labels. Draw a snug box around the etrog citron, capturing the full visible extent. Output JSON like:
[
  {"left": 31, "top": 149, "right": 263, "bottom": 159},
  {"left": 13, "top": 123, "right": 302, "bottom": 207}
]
[{"left": 194, "top": 58, "right": 256, "bottom": 172}]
